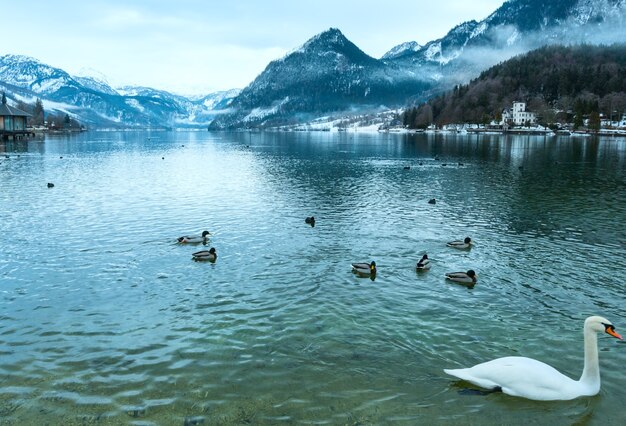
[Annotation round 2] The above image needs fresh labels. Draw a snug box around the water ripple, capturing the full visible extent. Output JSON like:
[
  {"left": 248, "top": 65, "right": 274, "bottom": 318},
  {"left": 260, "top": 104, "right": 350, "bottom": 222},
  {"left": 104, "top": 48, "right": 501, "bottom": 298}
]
[{"left": 0, "top": 132, "right": 624, "bottom": 423}]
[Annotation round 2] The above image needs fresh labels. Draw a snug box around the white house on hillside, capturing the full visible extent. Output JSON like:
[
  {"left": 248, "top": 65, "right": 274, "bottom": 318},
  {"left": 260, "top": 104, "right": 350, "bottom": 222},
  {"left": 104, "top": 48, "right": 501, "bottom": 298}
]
[{"left": 501, "top": 101, "right": 536, "bottom": 126}]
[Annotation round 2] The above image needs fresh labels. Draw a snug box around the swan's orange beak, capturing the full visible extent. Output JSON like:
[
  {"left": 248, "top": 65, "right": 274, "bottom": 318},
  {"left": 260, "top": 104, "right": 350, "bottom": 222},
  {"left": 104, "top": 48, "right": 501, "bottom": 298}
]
[{"left": 606, "top": 328, "right": 623, "bottom": 340}]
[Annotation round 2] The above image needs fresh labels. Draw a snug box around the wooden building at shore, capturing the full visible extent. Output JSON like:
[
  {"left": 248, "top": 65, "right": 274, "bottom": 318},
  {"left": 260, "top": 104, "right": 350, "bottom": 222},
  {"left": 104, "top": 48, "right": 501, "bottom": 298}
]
[{"left": 0, "top": 96, "right": 33, "bottom": 140}]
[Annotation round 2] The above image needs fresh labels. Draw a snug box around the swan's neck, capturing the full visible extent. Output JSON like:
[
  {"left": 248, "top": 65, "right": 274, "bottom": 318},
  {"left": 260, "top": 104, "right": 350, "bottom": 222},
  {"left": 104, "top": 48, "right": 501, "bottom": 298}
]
[{"left": 579, "top": 327, "right": 600, "bottom": 387}]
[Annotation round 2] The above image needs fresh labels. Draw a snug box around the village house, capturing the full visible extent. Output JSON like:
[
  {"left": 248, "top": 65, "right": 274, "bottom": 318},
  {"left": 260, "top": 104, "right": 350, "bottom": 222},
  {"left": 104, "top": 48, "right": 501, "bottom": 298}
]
[
  {"left": 0, "top": 93, "right": 32, "bottom": 140},
  {"left": 501, "top": 101, "right": 537, "bottom": 127}
]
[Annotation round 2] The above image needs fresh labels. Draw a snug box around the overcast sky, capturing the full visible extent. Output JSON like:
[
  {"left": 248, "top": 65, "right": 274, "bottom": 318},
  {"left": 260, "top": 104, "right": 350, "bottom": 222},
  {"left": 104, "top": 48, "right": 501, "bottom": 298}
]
[{"left": 3, "top": 1, "right": 504, "bottom": 95}]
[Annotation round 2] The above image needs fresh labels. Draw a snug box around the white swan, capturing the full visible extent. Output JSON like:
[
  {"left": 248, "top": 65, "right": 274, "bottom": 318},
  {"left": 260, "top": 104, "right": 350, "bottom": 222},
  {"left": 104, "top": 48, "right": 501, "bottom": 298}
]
[{"left": 444, "top": 315, "right": 622, "bottom": 400}]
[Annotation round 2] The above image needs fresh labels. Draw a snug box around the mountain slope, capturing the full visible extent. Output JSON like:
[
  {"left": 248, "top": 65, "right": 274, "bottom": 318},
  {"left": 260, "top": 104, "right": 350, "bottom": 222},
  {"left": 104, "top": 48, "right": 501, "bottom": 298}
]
[
  {"left": 3, "top": 0, "right": 625, "bottom": 129},
  {"left": 0, "top": 54, "right": 238, "bottom": 127},
  {"left": 214, "top": 1, "right": 626, "bottom": 129},
  {"left": 385, "top": 0, "right": 626, "bottom": 83},
  {"left": 208, "top": 28, "right": 431, "bottom": 129},
  {"left": 405, "top": 43, "right": 626, "bottom": 127}
]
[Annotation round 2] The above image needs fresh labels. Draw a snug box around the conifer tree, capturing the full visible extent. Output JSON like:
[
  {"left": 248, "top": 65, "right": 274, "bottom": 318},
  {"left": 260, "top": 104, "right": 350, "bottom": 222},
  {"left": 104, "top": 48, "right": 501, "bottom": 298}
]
[{"left": 33, "top": 98, "right": 44, "bottom": 125}]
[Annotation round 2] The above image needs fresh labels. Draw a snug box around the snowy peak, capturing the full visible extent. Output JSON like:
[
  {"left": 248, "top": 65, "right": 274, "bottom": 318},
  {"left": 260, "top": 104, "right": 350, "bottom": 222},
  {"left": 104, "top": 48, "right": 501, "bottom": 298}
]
[
  {"left": 387, "top": 0, "right": 626, "bottom": 70},
  {"left": 197, "top": 89, "right": 240, "bottom": 109},
  {"left": 0, "top": 54, "right": 76, "bottom": 94},
  {"left": 73, "top": 67, "right": 118, "bottom": 95},
  {"left": 382, "top": 41, "right": 422, "bottom": 60},
  {"left": 117, "top": 86, "right": 173, "bottom": 99},
  {"left": 0, "top": 54, "right": 240, "bottom": 128},
  {"left": 300, "top": 27, "right": 348, "bottom": 51},
  {"left": 283, "top": 27, "right": 378, "bottom": 66},
  {"left": 485, "top": 0, "right": 625, "bottom": 30}
]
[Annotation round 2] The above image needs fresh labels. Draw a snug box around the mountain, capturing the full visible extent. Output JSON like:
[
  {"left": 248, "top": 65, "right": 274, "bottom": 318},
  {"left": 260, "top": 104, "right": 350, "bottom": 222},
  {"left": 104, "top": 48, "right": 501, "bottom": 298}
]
[
  {"left": 208, "top": 28, "right": 432, "bottom": 129},
  {"left": 0, "top": 54, "right": 238, "bottom": 128},
  {"left": 384, "top": 0, "right": 626, "bottom": 83},
  {"left": 381, "top": 41, "right": 422, "bottom": 60},
  {"left": 214, "top": 0, "right": 626, "bottom": 129},
  {"left": 3, "top": 0, "right": 625, "bottom": 130},
  {"left": 73, "top": 67, "right": 120, "bottom": 96}
]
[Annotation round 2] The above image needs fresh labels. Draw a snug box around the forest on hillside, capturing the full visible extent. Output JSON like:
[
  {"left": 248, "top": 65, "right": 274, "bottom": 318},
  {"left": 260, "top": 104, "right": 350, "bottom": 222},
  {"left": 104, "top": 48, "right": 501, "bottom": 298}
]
[
  {"left": 402, "top": 44, "right": 626, "bottom": 128},
  {"left": 8, "top": 95, "right": 82, "bottom": 130}
]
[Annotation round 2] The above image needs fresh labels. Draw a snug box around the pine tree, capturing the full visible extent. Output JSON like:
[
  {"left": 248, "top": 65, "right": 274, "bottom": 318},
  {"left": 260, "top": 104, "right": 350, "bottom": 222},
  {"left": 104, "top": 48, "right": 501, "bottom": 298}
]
[{"left": 33, "top": 98, "right": 44, "bottom": 125}]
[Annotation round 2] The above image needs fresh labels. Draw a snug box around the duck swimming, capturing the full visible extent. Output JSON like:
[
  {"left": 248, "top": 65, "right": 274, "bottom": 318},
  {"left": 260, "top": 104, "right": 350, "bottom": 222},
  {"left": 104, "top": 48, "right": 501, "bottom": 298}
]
[
  {"left": 177, "top": 230, "right": 210, "bottom": 244},
  {"left": 352, "top": 261, "right": 376, "bottom": 276},
  {"left": 444, "top": 316, "right": 622, "bottom": 401},
  {"left": 416, "top": 254, "right": 431, "bottom": 271},
  {"left": 192, "top": 247, "right": 217, "bottom": 262},
  {"left": 445, "top": 270, "right": 477, "bottom": 285},
  {"left": 447, "top": 237, "right": 472, "bottom": 249},
  {"left": 305, "top": 216, "right": 315, "bottom": 226}
]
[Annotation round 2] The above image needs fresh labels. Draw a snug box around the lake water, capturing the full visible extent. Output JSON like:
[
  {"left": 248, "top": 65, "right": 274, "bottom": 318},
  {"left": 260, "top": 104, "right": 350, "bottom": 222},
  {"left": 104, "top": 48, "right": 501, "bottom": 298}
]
[{"left": 1, "top": 130, "right": 625, "bottom": 425}]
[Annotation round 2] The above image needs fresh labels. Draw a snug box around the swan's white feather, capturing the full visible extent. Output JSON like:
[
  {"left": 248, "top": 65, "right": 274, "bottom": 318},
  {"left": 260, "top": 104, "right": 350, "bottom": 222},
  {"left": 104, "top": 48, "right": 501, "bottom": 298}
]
[
  {"left": 445, "top": 356, "right": 588, "bottom": 400},
  {"left": 444, "top": 316, "right": 621, "bottom": 401}
]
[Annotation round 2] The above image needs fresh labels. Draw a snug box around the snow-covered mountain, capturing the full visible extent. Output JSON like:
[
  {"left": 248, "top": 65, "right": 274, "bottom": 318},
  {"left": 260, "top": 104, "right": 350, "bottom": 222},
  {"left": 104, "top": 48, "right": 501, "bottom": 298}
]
[
  {"left": 213, "top": 0, "right": 626, "bottom": 129},
  {"left": 73, "top": 67, "right": 119, "bottom": 96},
  {"left": 385, "top": 0, "right": 626, "bottom": 83},
  {"left": 208, "top": 28, "right": 431, "bottom": 129},
  {"left": 2, "top": 0, "right": 625, "bottom": 129},
  {"left": 0, "top": 54, "right": 79, "bottom": 96},
  {"left": 381, "top": 41, "right": 422, "bottom": 60},
  {"left": 0, "top": 54, "right": 239, "bottom": 128}
]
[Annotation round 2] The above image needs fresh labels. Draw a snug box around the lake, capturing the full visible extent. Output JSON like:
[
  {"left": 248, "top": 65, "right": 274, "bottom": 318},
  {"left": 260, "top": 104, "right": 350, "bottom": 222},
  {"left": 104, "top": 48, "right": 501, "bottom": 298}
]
[{"left": 1, "top": 130, "right": 625, "bottom": 425}]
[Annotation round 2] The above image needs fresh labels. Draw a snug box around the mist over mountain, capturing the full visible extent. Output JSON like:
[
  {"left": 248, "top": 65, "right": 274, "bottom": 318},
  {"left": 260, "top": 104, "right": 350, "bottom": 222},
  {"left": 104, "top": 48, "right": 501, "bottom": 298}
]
[{"left": 384, "top": 0, "right": 626, "bottom": 86}]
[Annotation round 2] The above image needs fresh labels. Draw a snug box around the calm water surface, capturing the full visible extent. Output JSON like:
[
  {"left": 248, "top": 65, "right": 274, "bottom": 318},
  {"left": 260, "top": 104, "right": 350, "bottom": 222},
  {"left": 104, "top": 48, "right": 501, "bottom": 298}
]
[{"left": 1, "top": 131, "right": 625, "bottom": 425}]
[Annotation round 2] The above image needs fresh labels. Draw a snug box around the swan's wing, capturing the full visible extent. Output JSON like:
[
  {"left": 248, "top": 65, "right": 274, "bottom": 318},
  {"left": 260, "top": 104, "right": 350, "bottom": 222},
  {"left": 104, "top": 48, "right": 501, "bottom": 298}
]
[{"left": 445, "top": 356, "right": 579, "bottom": 400}]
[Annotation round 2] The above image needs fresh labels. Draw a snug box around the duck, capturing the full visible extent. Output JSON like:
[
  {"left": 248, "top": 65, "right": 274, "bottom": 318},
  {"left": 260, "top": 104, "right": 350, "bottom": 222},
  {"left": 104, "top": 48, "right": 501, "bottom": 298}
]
[
  {"left": 416, "top": 254, "right": 431, "bottom": 271},
  {"left": 192, "top": 247, "right": 217, "bottom": 261},
  {"left": 447, "top": 236, "right": 472, "bottom": 249},
  {"left": 177, "top": 230, "right": 210, "bottom": 244},
  {"left": 445, "top": 270, "right": 477, "bottom": 285},
  {"left": 305, "top": 216, "right": 316, "bottom": 226},
  {"left": 351, "top": 261, "right": 376, "bottom": 276},
  {"left": 444, "top": 315, "right": 622, "bottom": 401}
]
